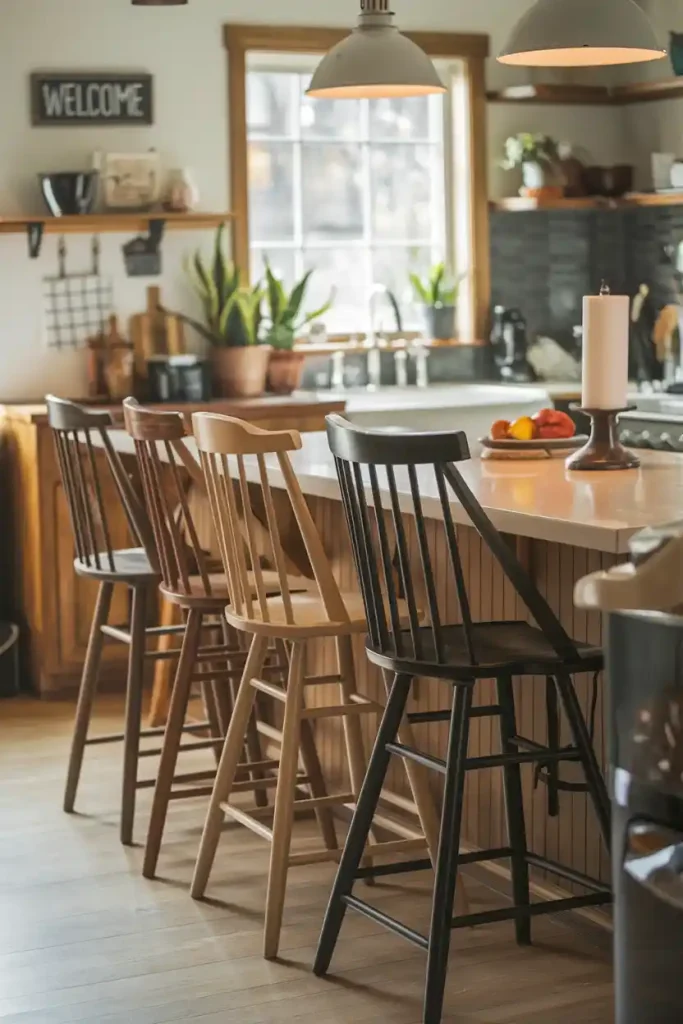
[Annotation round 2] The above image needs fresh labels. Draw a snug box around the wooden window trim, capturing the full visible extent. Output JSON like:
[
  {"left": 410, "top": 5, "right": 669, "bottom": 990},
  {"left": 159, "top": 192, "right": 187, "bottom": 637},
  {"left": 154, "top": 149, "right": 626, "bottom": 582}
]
[{"left": 224, "top": 23, "right": 491, "bottom": 339}]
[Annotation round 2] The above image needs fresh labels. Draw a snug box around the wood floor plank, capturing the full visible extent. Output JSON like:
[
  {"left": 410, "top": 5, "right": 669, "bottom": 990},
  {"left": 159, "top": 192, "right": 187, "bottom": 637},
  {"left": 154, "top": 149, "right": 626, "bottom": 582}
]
[{"left": 0, "top": 696, "right": 613, "bottom": 1023}]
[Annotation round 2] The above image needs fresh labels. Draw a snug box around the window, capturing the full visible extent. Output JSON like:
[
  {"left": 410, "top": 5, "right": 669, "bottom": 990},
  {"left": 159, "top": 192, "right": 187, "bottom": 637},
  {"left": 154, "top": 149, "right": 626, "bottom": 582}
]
[
  {"left": 247, "top": 69, "right": 448, "bottom": 334},
  {"left": 225, "top": 25, "right": 490, "bottom": 340}
]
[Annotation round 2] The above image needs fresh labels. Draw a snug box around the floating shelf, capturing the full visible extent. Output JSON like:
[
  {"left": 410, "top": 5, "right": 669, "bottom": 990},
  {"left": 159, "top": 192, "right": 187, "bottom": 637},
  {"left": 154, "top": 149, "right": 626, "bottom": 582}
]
[
  {"left": 491, "top": 196, "right": 619, "bottom": 212},
  {"left": 0, "top": 211, "right": 233, "bottom": 236},
  {"left": 487, "top": 84, "right": 611, "bottom": 105},
  {"left": 488, "top": 78, "right": 683, "bottom": 107}
]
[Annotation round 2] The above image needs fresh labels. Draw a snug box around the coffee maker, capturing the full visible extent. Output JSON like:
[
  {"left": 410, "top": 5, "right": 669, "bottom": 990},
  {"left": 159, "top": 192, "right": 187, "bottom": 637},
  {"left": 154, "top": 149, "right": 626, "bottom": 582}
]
[
  {"left": 490, "top": 306, "right": 535, "bottom": 382},
  {"left": 576, "top": 523, "right": 683, "bottom": 1024}
]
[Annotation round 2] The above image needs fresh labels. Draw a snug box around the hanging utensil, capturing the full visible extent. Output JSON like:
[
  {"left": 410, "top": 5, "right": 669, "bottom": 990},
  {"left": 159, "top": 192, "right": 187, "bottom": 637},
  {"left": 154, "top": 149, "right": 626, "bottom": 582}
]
[{"left": 42, "top": 235, "right": 113, "bottom": 350}]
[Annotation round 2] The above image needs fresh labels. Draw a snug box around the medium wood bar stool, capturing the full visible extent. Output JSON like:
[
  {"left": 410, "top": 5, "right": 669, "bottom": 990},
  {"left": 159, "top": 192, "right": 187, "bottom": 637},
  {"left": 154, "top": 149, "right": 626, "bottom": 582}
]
[
  {"left": 315, "top": 416, "right": 612, "bottom": 1024},
  {"left": 122, "top": 399, "right": 329, "bottom": 880},
  {"left": 190, "top": 412, "right": 439, "bottom": 960},
  {"left": 47, "top": 395, "right": 195, "bottom": 845}
]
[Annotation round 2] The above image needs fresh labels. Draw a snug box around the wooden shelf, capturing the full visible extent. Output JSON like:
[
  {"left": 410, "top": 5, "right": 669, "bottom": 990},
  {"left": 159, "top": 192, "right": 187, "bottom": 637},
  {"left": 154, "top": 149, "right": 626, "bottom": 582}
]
[
  {"left": 487, "top": 84, "right": 611, "bottom": 105},
  {"left": 488, "top": 78, "right": 683, "bottom": 107},
  {"left": 491, "top": 192, "right": 683, "bottom": 211},
  {"left": 0, "top": 211, "right": 233, "bottom": 237},
  {"left": 491, "top": 196, "right": 619, "bottom": 212},
  {"left": 611, "top": 78, "right": 683, "bottom": 104}
]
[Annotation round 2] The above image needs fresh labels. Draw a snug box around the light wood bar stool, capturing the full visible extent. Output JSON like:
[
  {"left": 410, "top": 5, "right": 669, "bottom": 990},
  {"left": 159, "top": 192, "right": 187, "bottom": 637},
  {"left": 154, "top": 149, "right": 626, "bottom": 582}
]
[
  {"left": 122, "top": 400, "right": 331, "bottom": 880},
  {"left": 47, "top": 395, "right": 200, "bottom": 845},
  {"left": 190, "top": 412, "right": 441, "bottom": 960}
]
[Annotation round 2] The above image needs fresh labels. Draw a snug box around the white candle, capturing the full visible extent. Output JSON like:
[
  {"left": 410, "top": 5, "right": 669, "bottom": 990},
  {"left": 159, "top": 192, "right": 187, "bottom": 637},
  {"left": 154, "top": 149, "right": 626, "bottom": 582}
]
[{"left": 581, "top": 285, "right": 630, "bottom": 410}]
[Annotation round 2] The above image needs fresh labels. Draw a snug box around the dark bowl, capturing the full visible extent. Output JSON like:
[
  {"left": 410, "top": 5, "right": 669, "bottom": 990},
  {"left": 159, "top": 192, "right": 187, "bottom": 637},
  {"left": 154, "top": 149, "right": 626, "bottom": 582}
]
[{"left": 39, "top": 172, "right": 99, "bottom": 216}]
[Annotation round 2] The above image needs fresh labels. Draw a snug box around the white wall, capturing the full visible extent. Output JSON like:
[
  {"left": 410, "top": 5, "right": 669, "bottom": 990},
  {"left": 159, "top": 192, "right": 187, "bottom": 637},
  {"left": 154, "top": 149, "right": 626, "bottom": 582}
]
[{"left": 0, "top": 0, "right": 633, "bottom": 400}]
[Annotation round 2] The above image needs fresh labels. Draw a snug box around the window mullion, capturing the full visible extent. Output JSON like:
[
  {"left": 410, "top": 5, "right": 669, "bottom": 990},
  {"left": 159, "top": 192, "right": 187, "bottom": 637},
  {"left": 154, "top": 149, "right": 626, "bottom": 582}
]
[
  {"left": 292, "top": 74, "right": 305, "bottom": 282},
  {"left": 361, "top": 98, "right": 374, "bottom": 327}
]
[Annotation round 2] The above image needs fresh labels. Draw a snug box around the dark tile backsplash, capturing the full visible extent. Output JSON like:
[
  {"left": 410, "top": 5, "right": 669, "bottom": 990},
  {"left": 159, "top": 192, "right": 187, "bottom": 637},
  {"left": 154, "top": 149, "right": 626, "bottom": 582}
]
[{"left": 490, "top": 206, "right": 683, "bottom": 349}]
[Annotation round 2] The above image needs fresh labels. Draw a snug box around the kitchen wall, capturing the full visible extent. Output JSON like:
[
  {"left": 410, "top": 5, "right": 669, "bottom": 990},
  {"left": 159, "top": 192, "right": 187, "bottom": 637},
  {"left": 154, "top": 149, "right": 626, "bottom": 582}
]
[{"left": 0, "top": 0, "right": 635, "bottom": 401}]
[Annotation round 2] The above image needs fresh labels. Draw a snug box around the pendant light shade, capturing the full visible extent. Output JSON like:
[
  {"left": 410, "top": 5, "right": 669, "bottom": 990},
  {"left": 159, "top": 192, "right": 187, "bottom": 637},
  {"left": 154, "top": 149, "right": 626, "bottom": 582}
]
[
  {"left": 498, "top": 0, "right": 666, "bottom": 67},
  {"left": 307, "top": 0, "right": 445, "bottom": 100}
]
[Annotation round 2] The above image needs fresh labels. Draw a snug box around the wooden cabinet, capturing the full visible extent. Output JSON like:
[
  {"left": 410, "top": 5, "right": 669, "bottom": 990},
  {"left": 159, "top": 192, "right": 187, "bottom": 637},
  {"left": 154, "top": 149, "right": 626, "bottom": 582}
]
[{"left": 0, "top": 396, "right": 344, "bottom": 696}]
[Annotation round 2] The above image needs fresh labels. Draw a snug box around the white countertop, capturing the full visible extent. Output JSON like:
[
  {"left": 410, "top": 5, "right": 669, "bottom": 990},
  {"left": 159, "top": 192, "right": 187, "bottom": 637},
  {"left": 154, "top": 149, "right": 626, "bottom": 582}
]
[{"left": 107, "top": 428, "right": 683, "bottom": 555}]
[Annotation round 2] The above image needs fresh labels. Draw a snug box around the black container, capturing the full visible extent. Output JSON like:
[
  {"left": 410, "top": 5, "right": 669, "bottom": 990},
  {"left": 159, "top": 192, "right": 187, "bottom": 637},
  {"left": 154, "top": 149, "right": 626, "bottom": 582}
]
[
  {"left": 146, "top": 355, "right": 211, "bottom": 403},
  {"left": 608, "top": 608, "right": 683, "bottom": 1023},
  {"left": 39, "top": 172, "right": 98, "bottom": 217}
]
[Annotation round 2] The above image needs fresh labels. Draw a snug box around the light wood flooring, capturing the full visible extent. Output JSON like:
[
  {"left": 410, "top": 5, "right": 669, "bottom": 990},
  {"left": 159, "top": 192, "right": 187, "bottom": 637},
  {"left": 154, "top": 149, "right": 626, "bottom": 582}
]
[{"left": 0, "top": 696, "right": 614, "bottom": 1023}]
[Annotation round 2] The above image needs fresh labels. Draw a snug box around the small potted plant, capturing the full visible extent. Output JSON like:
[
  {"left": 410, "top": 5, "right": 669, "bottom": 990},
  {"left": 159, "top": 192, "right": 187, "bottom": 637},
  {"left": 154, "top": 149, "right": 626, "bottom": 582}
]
[
  {"left": 409, "top": 262, "right": 462, "bottom": 341},
  {"left": 501, "top": 132, "right": 562, "bottom": 197},
  {"left": 175, "top": 224, "right": 270, "bottom": 397},
  {"left": 262, "top": 261, "right": 334, "bottom": 394}
]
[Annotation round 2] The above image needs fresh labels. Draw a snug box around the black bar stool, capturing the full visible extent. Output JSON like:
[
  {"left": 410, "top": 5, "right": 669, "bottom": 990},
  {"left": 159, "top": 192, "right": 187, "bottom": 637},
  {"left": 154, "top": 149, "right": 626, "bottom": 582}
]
[{"left": 314, "top": 416, "right": 611, "bottom": 1024}]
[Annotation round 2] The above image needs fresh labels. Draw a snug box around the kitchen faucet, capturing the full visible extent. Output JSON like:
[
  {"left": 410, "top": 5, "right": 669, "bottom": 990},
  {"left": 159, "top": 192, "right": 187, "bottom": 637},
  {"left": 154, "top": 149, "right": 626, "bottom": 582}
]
[{"left": 366, "top": 284, "right": 388, "bottom": 390}]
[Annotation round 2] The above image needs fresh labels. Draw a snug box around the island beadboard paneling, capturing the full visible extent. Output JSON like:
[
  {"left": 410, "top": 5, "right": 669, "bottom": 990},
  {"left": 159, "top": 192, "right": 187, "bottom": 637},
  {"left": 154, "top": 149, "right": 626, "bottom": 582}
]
[{"left": 303, "top": 492, "right": 619, "bottom": 893}]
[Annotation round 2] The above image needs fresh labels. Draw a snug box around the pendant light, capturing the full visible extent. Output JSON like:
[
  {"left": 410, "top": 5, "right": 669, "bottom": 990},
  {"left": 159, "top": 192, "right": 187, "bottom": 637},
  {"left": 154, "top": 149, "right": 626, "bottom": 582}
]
[
  {"left": 498, "top": 0, "right": 666, "bottom": 67},
  {"left": 307, "top": 0, "right": 445, "bottom": 100}
]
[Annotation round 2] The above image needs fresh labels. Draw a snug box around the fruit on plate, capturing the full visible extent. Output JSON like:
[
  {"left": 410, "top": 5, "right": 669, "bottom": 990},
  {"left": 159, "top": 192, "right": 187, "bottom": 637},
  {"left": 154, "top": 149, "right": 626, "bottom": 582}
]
[
  {"left": 532, "top": 408, "right": 576, "bottom": 440},
  {"left": 490, "top": 419, "right": 510, "bottom": 440},
  {"left": 507, "top": 415, "right": 537, "bottom": 442}
]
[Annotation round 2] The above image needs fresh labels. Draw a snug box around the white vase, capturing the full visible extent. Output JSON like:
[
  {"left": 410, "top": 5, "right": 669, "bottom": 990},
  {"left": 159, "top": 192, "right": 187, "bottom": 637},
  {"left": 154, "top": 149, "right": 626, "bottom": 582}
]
[
  {"left": 521, "top": 160, "right": 546, "bottom": 193},
  {"left": 164, "top": 168, "right": 200, "bottom": 213}
]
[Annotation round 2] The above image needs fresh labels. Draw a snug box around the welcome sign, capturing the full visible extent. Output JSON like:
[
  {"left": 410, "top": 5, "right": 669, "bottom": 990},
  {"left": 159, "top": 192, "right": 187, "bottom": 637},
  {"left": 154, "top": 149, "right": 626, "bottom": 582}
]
[{"left": 31, "top": 72, "right": 153, "bottom": 126}]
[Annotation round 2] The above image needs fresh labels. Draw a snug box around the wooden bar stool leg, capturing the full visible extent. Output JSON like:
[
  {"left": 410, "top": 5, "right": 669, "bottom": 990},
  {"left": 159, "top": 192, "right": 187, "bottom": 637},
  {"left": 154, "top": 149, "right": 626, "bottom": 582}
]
[
  {"left": 299, "top": 716, "right": 338, "bottom": 852},
  {"left": 223, "top": 620, "right": 268, "bottom": 808},
  {"left": 264, "top": 640, "right": 306, "bottom": 960},
  {"left": 423, "top": 685, "right": 472, "bottom": 1024},
  {"left": 314, "top": 673, "right": 413, "bottom": 977},
  {"left": 191, "top": 633, "right": 269, "bottom": 900},
  {"left": 148, "top": 596, "right": 179, "bottom": 728},
  {"left": 336, "top": 636, "right": 375, "bottom": 877},
  {"left": 142, "top": 607, "right": 203, "bottom": 877},
  {"left": 64, "top": 581, "right": 114, "bottom": 813},
  {"left": 496, "top": 674, "right": 531, "bottom": 945},
  {"left": 120, "top": 586, "right": 149, "bottom": 846}
]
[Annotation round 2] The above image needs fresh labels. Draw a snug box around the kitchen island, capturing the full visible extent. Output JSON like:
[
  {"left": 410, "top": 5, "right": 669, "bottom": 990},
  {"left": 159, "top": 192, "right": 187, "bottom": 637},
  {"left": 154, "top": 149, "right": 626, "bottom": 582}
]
[{"left": 105, "top": 426, "right": 683, "bottom": 899}]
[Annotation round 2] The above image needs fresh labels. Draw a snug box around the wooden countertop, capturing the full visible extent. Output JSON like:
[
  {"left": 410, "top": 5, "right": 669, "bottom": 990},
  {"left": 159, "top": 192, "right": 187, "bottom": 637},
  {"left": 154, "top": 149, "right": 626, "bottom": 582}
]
[
  {"left": 0, "top": 392, "right": 346, "bottom": 427},
  {"left": 104, "top": 428, "right": 683, "bottom": 554}
]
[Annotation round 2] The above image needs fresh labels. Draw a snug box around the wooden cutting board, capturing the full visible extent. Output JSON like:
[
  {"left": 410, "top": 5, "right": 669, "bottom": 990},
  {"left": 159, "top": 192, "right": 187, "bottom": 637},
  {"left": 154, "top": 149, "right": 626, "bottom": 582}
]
[{"left": 129, "top": 285, "right": 185, "bottom": 377}]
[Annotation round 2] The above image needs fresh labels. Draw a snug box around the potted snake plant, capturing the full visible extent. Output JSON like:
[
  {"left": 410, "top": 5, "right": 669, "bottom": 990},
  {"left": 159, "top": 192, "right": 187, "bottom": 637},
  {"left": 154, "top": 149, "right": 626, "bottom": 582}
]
[
  {"left": 409, "top": 262, "right": 463, "bottom": 341},
  {"left": 263, "top": 261, "right": 334, "bottom": 394},
  {"left": 172, "top": 224, "right": 270, "bottom": 397}
]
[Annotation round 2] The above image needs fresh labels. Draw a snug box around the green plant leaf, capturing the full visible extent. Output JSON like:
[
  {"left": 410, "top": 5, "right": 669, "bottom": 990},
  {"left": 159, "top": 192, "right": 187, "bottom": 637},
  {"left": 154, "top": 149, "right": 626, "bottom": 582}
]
[
  {"left": 217, "top": 289, "right": 240, "bottom": 338},
  {"left": 409, "top": 272, "right": 430, "bottom": 305},
  {"left": 298, "top": 291, "right": 335, "bottom": 329},
  {"left": 264, "top": 260, "right": 285, "bottom": 325},
  {"left": 386, "top": 288, "right": 403, "bottom": 333},
  {"left": 283, "top": 269, "right": 313, "bottom": 326},
  {"left": 430, "top": 262, "right": 445, "bottom": 305}
]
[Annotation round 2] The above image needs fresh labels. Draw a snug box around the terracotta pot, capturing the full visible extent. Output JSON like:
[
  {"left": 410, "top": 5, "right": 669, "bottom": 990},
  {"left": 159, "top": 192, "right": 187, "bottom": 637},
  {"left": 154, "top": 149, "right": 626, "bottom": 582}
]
[
  {"left": 210, "top": 345, "right": 271, "bottom": 398},
  {"left": 267, "top": 349, "right": 305, "bottom": 395}
]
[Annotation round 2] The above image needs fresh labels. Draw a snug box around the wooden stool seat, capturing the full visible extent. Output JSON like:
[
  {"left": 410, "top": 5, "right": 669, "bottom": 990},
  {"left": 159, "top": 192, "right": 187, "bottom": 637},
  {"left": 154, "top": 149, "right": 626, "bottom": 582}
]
[
  {"left": 367, "top": 621, "right": 604, "bottom": 680},
  {"left": 161, "top": 570, "right": 315, "bottom": 608},
  {"left": 225, "top": 590, "right": 414, "bottom": 639},
  {"left": 75, "top": 547, "right": 158, "bottom": 582}
]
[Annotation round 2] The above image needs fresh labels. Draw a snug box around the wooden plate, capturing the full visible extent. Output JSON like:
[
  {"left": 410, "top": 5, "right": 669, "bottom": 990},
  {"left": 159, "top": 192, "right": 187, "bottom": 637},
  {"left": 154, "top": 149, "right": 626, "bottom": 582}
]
[{"left": 479, "top": 434, "right": 587, "bottom": 452}]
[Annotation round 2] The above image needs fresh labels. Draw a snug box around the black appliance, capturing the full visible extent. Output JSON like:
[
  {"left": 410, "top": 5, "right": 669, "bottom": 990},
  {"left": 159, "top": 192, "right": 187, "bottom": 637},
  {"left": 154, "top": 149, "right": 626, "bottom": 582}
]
[
  {"left": 577, "top": 523, "right": 683, "bottom": 1023},
  {"left": 489, "top": 305, "right": 535, "bottom": 382},
  {"left": 146, "top": 355, "right": 211, "bottom": 403}
]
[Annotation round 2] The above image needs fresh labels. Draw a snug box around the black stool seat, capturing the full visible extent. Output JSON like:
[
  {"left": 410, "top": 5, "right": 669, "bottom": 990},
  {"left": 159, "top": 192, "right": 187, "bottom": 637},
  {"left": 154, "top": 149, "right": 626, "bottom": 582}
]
[
  {"left": 367, "top": 620, "right": 603, "bottom": 680},
  {"left": 315, "top": 417, "right": 612, "bottom": 1024},
  {"left": 75, "top": 547, "right": 158, "bottom": 582}
]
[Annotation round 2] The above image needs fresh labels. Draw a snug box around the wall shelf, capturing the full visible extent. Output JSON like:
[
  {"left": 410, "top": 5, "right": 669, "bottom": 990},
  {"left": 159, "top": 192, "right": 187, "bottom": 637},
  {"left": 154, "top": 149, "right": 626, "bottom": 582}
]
[
  {"left": 487, "top": 84, "right": 612, "bottom": 105},
  {"left": 0, "top": 211, "right": 234, "bottom": 258},
  {"left": 488, "top": 78, "right": 683, "bottom": 107},
  {"left": 491, "top": 193, "right": 683, "bottom": 211}
]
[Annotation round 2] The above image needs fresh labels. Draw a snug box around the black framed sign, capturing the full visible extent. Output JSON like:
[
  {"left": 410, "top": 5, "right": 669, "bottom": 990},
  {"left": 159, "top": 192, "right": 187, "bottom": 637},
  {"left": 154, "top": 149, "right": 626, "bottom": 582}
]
[{"left": 31, "top": 72, "right": 154, "bottom": 127}]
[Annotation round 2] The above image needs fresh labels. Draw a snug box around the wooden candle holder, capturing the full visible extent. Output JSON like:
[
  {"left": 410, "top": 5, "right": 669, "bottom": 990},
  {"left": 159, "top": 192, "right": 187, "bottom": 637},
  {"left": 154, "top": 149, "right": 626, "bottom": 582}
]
[{"left": 566, "top": 406, "right": 640, "bottom": 472}]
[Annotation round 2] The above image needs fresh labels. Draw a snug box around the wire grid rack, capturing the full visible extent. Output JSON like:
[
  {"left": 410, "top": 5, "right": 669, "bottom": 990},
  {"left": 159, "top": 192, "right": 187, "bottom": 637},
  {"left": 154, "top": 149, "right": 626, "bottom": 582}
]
[{"left": 43, "top": 236, "right": 113, "bottom": 350}]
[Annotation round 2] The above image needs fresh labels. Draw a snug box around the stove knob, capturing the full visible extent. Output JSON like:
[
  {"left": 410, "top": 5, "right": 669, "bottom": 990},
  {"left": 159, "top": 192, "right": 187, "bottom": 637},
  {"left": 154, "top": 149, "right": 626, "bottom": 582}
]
[
  {"left": 637, "top": 430, "right": 652, "bottom": 448},
  {"left": 620, "top": 429, "right": 633, "bottom": 444},
  {"left": 660, "top": 432, "right": 674, "bottom": 451}
]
